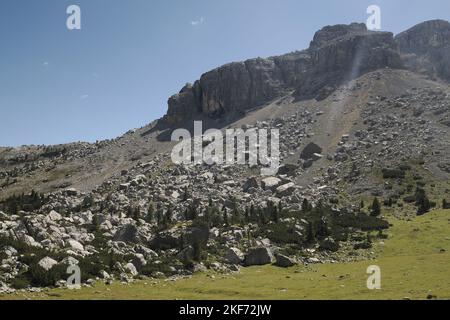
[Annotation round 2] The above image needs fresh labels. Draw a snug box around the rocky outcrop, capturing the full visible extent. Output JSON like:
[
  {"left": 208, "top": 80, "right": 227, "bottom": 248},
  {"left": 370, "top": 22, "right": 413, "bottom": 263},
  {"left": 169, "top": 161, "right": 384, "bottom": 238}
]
[
  {"left": 300, "top": 142, "right": 322, "bottom": 160},
  {"left": 225, "top": 247, "right": 244, "bottom": 265},
  {"left": 295, "top": 24, "right": 402, "bottom": 98},
  {"left": 163, "top": 23, "right": 403, "bottom": 125},
  {"left": 274, "top": 253, "right": 296, "bottom": 268},
  {"left": 395, "top": 20, "right": 450, "bottom": 80},
  {"left": 244, "top": 247, "right": 274, "bottom": 266},
  {"left": 113, "top": 224, "right": 142, "bottom": 244}
]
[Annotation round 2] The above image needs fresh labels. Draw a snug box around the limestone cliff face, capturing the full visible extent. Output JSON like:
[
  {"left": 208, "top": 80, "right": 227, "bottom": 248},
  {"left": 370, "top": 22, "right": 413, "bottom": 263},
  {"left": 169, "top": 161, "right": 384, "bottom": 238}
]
[
  {"left": 295, "top": 23, "right": 402, "bottom": 98},
  {"left": 395, "top": 19, "right": 450, "bottom": 81},
  {"left": 163, "top": 23, "right": 405, "bottom": 125}
]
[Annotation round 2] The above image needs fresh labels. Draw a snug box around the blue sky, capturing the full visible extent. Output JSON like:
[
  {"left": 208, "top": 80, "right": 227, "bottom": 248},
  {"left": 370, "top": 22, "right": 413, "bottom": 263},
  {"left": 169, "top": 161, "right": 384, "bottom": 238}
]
[{"left": 1, "top": 0, "right": 449, "bottom": 146}]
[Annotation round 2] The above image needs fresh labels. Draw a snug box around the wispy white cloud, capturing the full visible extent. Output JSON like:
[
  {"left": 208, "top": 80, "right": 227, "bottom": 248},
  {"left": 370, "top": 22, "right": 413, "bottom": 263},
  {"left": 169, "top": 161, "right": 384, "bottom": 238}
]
[
  {"left": 80, "top": 94, "right": 89, "bottom": 100},
  {"left": 190, "top": 17, "right": 205, "bottom": 26},
  {"left": 43, "top": 62, "right": 49, "bottom": 67}
]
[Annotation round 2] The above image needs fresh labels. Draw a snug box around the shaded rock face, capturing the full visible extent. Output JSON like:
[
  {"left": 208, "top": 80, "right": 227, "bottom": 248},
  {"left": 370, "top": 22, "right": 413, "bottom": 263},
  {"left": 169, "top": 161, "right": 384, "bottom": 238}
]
[
  {"left": 396, "top": 20, "right": 450, "bottom": 55},
  {"left": 200, "top": 59, "right": 285, "bottom": 117},
  {"left": 149, "top": 225, "right": 209, "bottom": 250},
  {"left": 163, "top": 23, "right": 403, "bottom": 125},
  {"left": 225, "top": 247, "right": 244, "bottom": 265},
  {"left": 300, "top": 142, "right": 322, "bottom": 160},
  {"left": 165, "top": 83, "right": 201, "bottom": 127},
  {"left": 274, "top": 253, "right": 296, "bottom": 268},
  {"left": 296, "top": 25, "right": 402, "bottom": 98},
  {"left": 165, "top": 58, "right": 286, "bottom": 124},
  {"left": 395, "top": 20, "right": 450, "bottom": 80},
  {"left": 113, "top": 224, "right": 140, "bottom": 244},
  {"left": 244, "top": 247, "right": 274, "bottom": 266}
]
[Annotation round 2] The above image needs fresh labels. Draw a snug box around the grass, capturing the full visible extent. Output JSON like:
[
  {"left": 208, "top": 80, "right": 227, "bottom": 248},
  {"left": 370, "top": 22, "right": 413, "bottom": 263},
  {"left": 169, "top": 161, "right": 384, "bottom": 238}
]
[{"left": 1, "top": 209, "right": 449, "bottom": 300}]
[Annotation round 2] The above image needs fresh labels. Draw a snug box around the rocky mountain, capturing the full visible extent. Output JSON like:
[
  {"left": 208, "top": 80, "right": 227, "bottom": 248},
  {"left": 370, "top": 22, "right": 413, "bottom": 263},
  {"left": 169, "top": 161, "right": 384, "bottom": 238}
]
[
  {"left": 396, "top": 19, "right": 450, "bottom": 81},
  {"left": 1, "top": 20, "right": 450, "bottom": 294},
  {"left": 164, "top": 23, "right": 402, "bottom": 125}
]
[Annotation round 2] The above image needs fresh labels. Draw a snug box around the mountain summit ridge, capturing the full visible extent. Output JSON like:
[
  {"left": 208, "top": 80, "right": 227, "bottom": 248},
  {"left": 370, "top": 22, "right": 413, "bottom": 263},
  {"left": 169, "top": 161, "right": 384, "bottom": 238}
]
[
  {"left": 163, "top": 22, "right": 402, "bottom": 125},
  {"left": 163, "top": 19, "right": 450, "bottom": 126}
]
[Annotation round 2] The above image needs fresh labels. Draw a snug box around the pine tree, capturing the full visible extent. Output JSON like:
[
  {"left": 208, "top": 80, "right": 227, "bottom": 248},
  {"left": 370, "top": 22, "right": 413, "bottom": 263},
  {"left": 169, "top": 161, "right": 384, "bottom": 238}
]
[
  {"left": 133, "top": 207, "right": 141, "bottom": 221},
  {"left": 258, "top": 207, "right": 266, "bottom": 225},
  {"left": 249, "top": 204, "right": 256, "bottom": 222},
  {"left": 370, "top": 198, "right": 381, "bottom": 217},
  {"left": 193, "top": 240, "right": 202, "bottom": 262},
  {"left": 222, "top": 207, "right": 229, "bottom": 226},
  {"left": 146, "top": 202, "right": 155, "bottom": 223},
  {"left": 156, "top": 210, "right": 162, "bottom": 226},
  {"left": 244, "top": 207, "right": 250, "bottom": 223},
  {"left": 417, "top": 195, "right": 431, "bottom": 215},
  {"left": 269, "top": 201, "right": 279, "bottom": 223},
  {"left": 387, "top": 198, "right": 393, "bottom": 207},
  {"left": 165, "top": 205, "right": 173, "bottom": 225},
  {"left": 416, "top": 188, "right": 431, "bottom": 215},
  {"left": 92, "top": 214, "right": 100, "bottom": 231},
  {"left": 306, "top": 221, "right": 315, "bottom": 243},
  {"left": 182, "top": 187, "right": 190, "bottom": 202},
  {"left": 302, "top": 198, "right": 311, "bottom": 212},
  {"left": 127, "top": 206, "right": 133, "bottom": 218},
  {"left": 232, "top": 206, "right": 241, "bottom": 225}
]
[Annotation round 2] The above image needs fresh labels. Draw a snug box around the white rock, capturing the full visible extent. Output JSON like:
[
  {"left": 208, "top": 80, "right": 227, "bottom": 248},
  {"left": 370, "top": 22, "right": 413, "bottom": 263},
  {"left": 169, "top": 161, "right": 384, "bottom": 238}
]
[
  {"left": 47, "top": 210, "right": 62, "bottom": 222},
  {"left": 261, "top": 177, "right": 282, "bottom": 190},
  {"left": 21, "top": 235, "right": 42, "bottom": 248},
  {"left": 38, "top": 257, "right": 58, "bottom": 271},
  {"left": 124, "top": 263, "right": 138, "bottom": 276},
  {"left": 67, "top": 239, "right": 84, "bottom": 251},
  {"left": 276, "top": 182, "right": 296, "bottom": 197}
]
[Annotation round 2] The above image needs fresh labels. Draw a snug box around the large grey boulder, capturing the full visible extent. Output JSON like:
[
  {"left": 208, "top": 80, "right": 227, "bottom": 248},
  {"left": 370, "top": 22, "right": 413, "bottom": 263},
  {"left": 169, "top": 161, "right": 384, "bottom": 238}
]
[
  {"left": 46, "top": 210, "right": 62, "bottom": 222},
  {"left": 149, "top": 225, "right": 209, "bottom": 250},
  {"left": 67, "top": 239, "right": 84, "bottom": 251},
  {"left": 124, "top": 263, "right": 138, "bottom": 276},
  {"left": 21, "top": 235, "right": 42, "bottom": 248},
  {"left": 274, "top": 253, "right": 296, "bottom": 268},
  {"left": 277, "top": 164, "right": 299, "bottom": 176},
  {"left": 176, "top": 246, "right": 195, "bottom": 262},
  {"left": 244, "top": 247, "right": 274, "bottom": 266},
  {"left": 135, "top": 245, "right": 159, "bottom": 260},
  {"left": 224, "top": 247, "right": 244, "bottom": 265},
  {"left": 261, "top": 177, "right": 282, "bottom": 191},
  {"left": 300, "top": 143, "right": 323, "bottom": 160},
  {"left": 243, "top": 177, "right": 259, "bottom": 192},
  {"left": 149, "top": 232, "right": 181, "bottom": 250},
  {"left": 131, "top": 253, "right": 147, "bottom": 271},
  {"left": 276, "top": 183, "right": 296, "bottom": 197},
  {"left": 113, "top": 224, "right": 141, "bottom": 244}
]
